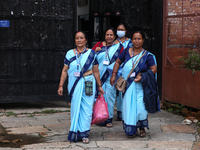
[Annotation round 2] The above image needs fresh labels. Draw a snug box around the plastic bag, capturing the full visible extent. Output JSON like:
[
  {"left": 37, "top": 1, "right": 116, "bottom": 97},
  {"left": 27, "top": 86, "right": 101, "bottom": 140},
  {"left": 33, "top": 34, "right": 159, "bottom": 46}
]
[{"left": 91, "top": 94, "right": 109, "bottom": 125}]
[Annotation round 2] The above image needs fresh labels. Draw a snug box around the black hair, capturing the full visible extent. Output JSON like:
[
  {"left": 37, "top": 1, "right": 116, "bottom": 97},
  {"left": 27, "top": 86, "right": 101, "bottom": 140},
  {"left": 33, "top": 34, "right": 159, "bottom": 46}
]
[
  {"left": 131, "top": 30, "right": 146, "bottom": 40},
  {"left": 104, "top": 26, "right": 116, "bottom": 37},
  {"left": 117, "top": 23, "right": 128, "bottom": 31},
  {"left": 74, "top": 30, "right": 88, "bottom": 40}
]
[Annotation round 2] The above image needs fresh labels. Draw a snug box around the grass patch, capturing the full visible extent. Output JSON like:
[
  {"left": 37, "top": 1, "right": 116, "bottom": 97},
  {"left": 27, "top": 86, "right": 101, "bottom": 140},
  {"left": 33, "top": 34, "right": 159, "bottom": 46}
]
[
  {"left": 28, "top": 114, "right": 34, "bottom": 117},
  {"left": 6, "top": 111, "right": 16, "bottom": 117},
  {"left": 41, "top": 109, "right": 61, "bottom": 114}
]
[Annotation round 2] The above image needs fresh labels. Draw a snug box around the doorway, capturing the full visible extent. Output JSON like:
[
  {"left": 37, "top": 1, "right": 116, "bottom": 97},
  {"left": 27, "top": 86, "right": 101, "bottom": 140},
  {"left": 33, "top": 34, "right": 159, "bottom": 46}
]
[{"left": 91, "top": 16, "right": 120, "bottom": 47}]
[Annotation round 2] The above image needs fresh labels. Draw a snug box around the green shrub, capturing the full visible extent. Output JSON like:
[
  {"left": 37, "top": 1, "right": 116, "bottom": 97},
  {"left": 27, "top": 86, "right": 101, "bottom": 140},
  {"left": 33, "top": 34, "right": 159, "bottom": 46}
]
[{"left": 180, "top": 49, "right": 200, "bottom": 74}]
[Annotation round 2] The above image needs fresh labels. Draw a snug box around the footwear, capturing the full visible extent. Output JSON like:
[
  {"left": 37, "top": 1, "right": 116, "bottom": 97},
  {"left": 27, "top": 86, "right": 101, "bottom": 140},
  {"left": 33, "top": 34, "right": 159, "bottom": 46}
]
[
  {"left": 139, "top": 128, "right": 146, "bottom": 137},
  {"left": 115, "top": 118, "right": 122, "bottom": 121},
  {"left": 82, "top": 137, "right": 90, "bottom": 144},
  {"left": 106, "top": 123, "right": 113, "bottom": 127},
  {"left": 127, "top": 131, "right": 138, "bottom": 138},
  {"left": 127, "top": 135, "right": 134, "bottom": 138}
]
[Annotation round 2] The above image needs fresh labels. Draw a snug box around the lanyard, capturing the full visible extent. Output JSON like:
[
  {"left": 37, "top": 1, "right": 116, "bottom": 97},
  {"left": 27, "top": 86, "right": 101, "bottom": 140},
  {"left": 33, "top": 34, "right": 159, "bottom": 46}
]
[
  {"left": 132, "top": 49, "right": 143, "bottom": 67},
  {"left": 105, "top": 42, "right": 114, "bottom": 60},
  {"left": 75, "top": 47, "right": 86, "bottom": 70},
  {"left": 118, "top": 38, "right": 127, "bottom": 44}
]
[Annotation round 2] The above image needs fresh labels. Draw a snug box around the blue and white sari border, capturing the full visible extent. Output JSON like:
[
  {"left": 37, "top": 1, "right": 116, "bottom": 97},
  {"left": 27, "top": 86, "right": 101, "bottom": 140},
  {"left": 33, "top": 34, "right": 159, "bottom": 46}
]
[
  {"left": 122, "top": 119, "right": 149, "bottom": 136},
  {"left": 68, "top": 130, "right": 90, "bottom": 142}
]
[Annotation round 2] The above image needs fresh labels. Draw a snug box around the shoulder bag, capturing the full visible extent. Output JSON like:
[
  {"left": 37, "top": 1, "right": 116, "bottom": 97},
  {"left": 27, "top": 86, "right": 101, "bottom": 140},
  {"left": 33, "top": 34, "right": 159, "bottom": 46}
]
[
  {"left": 115, "top": 50, "right": 147, "bottom": 93},
  {"left": 80, "top": 62, "right": 93, "bottom": 96}
]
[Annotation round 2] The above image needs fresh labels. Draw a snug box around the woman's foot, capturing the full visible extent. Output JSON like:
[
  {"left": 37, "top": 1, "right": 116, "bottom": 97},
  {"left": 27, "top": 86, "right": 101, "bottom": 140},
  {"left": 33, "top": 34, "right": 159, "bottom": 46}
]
[
  {"left": 106, "top": 123, "right": 113, "bottom": 127},
  {"left": 139, "top": 128, "right": 146, "bottom": 137},
  {"left": 82, "top": 137, "right": 90, "bottom": 144}
]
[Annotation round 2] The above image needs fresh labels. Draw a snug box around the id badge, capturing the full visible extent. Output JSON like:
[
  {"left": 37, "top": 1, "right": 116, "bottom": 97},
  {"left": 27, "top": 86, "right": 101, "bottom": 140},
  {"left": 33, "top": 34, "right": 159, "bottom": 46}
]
[
  {"left": 74, "top": 72, "right": 80, "bottom": 77},
  {"left": 130, "top": 72, "right": 136, "bottom": 78},
  {"left": 103, "top": 60, "right": 109, "bottom": 65}
]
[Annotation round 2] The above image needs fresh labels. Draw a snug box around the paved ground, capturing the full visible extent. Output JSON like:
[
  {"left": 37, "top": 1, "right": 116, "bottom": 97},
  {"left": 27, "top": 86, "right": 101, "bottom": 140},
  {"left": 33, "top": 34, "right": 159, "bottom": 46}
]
[{"left": 0, "top": 101, "right": 200, "bottom": 150}]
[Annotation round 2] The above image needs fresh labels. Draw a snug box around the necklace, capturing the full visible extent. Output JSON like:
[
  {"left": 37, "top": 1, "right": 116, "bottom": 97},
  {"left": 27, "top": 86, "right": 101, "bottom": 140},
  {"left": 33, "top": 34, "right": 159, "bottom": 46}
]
[{"left": 76, "top": 47, "right": 86, "bottom": 53}]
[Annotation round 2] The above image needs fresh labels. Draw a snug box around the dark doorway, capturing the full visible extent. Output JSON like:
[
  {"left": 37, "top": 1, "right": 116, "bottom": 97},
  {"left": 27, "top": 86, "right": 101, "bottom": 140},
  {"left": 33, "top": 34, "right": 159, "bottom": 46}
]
[
  {"left": 78, "top": 15, "right": 89, "bottom": 37},
  {"left": 89, "top": 0, "right": 163, "bottom": 97},
  {"left": 89, "top": 16, "right": 120, "bottom": 47}
]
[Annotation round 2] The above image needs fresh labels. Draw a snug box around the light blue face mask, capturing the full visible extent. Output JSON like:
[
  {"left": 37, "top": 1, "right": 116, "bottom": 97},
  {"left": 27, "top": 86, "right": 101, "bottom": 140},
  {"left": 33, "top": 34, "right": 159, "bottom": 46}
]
[{"left": 117, "top": 31, "right": 126, "bottom": 38}]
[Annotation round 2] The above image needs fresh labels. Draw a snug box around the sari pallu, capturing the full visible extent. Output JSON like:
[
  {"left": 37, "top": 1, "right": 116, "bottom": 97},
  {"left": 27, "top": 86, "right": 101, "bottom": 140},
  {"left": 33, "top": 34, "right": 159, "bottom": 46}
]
[
  {"left": 65, "top": 49, "right": 96, "bottom": 142},
  {"left": 121, "top": 50, "right": 149, "bottom": 136},
  {"left": 96, "top": 43, "right": 123, "bottom": 125},
  {"left": 117, "top": 39, "right": 133, "bottom": 121}
]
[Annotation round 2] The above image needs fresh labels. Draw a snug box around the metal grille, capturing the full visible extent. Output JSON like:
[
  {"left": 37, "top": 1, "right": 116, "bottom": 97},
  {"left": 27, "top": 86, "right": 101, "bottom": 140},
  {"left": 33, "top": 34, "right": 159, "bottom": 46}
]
[{"left": 0, "top": 0, "right": 76, "bottom": 103}]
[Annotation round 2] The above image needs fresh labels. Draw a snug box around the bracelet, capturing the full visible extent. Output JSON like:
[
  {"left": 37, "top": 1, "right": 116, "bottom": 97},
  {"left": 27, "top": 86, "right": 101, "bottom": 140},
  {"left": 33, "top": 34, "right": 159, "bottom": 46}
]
[
  {"left": 112, "top": 72, "right": 117, "bottom": 74},
  {"left": 58, "top": 85, "right": 63, "bottom": 88},
  {"left": 98, "top": 84, "right": 102, "bottom": 87}
]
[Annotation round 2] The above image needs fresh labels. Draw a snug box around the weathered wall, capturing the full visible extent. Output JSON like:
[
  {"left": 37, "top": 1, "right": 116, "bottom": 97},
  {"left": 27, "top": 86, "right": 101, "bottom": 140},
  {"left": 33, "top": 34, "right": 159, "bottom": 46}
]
[
  {"left": 0, "top": 1, "right": 76, "bottom": 102},
  {"left": 166, "top": 0, "right": 200, "bottom": 68}
]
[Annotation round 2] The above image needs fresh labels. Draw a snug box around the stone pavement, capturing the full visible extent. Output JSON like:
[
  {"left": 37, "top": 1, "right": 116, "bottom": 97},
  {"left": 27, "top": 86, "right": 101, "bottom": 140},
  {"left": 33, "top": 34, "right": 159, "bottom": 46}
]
[{"left": 0, "top": 101, "right": 199, "bottom": 150}]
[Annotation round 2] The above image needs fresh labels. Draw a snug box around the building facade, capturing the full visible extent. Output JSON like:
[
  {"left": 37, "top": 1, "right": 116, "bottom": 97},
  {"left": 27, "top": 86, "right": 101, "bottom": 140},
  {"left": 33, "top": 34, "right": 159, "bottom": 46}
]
[{"left": 0, "top": 0, "right": 163, "bottom": 103}]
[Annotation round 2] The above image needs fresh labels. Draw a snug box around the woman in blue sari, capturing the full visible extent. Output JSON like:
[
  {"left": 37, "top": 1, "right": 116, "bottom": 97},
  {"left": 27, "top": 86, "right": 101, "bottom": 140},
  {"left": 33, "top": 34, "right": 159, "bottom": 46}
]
[
  {"left": 58, "top": 31, "right": 104, "bottom": 143},
  {"left": 110, "top": 31, "right": 157, "bottom": 137},
  {"left": 114, "top": 23, "right": 133, "bottom": 121},
  {"left": 92, "top": 27, "right": 123, "bottom": 127}
]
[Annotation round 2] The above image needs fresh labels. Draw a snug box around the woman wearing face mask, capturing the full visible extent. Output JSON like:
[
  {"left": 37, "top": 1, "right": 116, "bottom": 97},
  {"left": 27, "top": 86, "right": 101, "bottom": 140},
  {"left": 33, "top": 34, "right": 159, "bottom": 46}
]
[
  {"left": 92, "top": 27, "right": 123, "bottom": 127},
  {"left": 114, "top": 23, "right": 133, "bottom": 121}
]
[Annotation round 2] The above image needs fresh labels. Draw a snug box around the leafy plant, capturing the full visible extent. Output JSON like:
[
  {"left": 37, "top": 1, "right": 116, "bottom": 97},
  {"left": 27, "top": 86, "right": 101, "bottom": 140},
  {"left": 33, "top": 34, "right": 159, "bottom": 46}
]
[
  {"left": 179, "top": 50, "right": 200, "bottom": 75},
  {"left": 167, "top": 108, "right": 173, "bottom": 112}
]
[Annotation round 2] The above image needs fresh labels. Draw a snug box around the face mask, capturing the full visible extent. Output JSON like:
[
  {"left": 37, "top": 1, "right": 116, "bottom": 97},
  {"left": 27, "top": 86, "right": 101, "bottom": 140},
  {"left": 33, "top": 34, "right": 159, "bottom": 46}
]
[{"left": 117, "top": 31, "right": 126, "bottom": 38}]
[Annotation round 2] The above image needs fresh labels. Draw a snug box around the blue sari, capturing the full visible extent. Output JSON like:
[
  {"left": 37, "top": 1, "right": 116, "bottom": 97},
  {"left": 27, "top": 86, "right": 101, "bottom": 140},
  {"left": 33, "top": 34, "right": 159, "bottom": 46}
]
[
  {"left": 64, "top": 49, "right": 96, "bottom": 142},
  {"left": 95, "top": 43, "right": 123, "bottom": 125},
  {"left": 116, "top": 39, "right": 133, "bottom": 120},
  {"left": 120, "top": 50, "right": 157, "bottom": 136}
]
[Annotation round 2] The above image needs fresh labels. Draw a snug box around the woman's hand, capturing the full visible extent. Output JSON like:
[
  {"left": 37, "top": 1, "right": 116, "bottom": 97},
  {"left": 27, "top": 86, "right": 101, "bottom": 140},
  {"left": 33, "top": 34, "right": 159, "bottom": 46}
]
[
  {"left": 110, "top": 75, "right": 116, "bottom": 86},
  {"left": 95, "top": 47, "right": 101, "bottom": 52},
  {"left": 58, "top": 87, "right": 63, "bottom": 95},
  {"left": 134, "top": 73, "right": 142, "bottom": 82},
  {"left": 98, "top": 87, "right": 105, "bottom": 95}
]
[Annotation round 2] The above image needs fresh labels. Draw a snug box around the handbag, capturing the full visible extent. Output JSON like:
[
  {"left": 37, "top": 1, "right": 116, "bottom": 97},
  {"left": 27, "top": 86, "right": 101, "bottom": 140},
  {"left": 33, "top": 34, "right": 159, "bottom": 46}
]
[
  {"left": 115, "top": 50, "right": 147, "bottom": 93},
  {"left": 80, "top": 63, "right": 93, "bottom": 96},
  {"left": 91, "top": 94, "right": 109, "bottom": 124}
]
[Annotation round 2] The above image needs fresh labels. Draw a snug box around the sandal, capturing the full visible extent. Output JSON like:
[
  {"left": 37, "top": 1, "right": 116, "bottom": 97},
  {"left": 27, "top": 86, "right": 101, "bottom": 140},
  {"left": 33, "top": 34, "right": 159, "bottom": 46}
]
[
  {"left": 127, "top": 131, "right": 138, "bottom": 138},
  {"left": 139, "top": 128, "right": 146, "bottom": 138},
  {"left": 127, "top": 135, "right": 134, "bottom": 138},
  {"left": 82, "top": 137, "right": 90, "bottom": 144},
  {"left": 115, "top": 118, "right": 122, "bottom": 121},
  {"left": 106, "top": 123, "right": 113, "bottom": 128}
]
